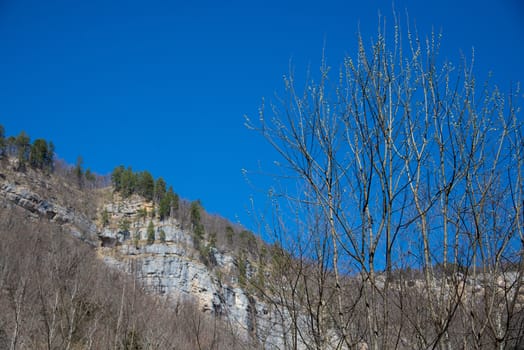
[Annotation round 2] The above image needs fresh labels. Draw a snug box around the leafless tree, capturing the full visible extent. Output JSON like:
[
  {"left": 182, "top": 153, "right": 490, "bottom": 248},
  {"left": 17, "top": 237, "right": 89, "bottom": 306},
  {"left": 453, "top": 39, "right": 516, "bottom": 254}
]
[{"left": 247, "top": 14, "right": 523, "bottom": 349}]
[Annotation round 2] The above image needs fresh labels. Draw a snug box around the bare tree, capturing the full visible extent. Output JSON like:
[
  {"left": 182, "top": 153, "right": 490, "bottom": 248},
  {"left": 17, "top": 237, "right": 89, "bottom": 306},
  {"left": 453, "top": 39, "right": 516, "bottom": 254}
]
[{"left": 247, "top": 14, "right": 522, "bottom": 349}]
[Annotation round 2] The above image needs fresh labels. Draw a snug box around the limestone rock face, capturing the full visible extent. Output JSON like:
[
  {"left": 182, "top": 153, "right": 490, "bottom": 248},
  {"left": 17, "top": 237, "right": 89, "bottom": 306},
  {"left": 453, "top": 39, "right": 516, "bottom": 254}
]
[
  {"left": 0, "top": 168, "right": 274, "bottom": 342},
  {"left": 98, "top": 198, "right": 273, "bottom": 343},
  {"left": 0, "top": 165, "right": 290, "bottom": 347},
  {"left": 101, "top": 241, "right": 284, "bottom": 346}
]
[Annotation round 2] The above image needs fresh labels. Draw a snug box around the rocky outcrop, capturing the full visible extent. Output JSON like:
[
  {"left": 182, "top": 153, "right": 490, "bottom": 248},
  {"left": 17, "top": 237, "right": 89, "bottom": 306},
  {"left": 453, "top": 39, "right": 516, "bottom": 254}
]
[
  {"left": 0, "top": 166, "right": 300, "bottom": 347},
  {"left": 101, "top": 239, "right": 286, "bottom": 347},
  {"left": 102, "top": 242, "right": 251, "bottom": 319},
  {"left": 0, "top": 175, "right": 98, "bottom": 243},
  {"left": 0, "top": 166, "right": 281, "bottom": 345},
  {"left": 97, "top": 197, "right": 281, "bottom": 344}
]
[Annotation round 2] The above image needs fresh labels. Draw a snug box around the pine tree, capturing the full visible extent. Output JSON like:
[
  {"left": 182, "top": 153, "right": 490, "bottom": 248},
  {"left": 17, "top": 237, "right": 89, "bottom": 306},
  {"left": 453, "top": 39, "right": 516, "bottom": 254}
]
[
  {"left": 158, "top": 228, "right": 166, "bottom": 243},
  {"left": 147, "top": 220, "right": 155, "bottom": 245},
  {"left": 46, "top": 141, "right": 55, "bottom": 172},
  {"left": 120, "top": 167, "right": 136, "bottom": 197},
  {"left": 237, "top": 252, "right": 247, "bottom": 287},
  {"left": 15, "top": 131, "right": 30, "bottom": 170},
  {"left": 111, "top": 165, "right": 125, "bottom": 192},
  {"left": 190, "top": 201, "right": 204, "bottom": 249},
  {"left": 190, "top": 200, "right": 202, "bottom": 229},
  {"left": 137, "top": 171, "right": 154, "bottom": 201},
  {"left": 158, "top": 196, "right": 170, "bottom": 221},
  {"left": 75, "top": 156, "right": 84, "bottom": 188},
  {"left": 29, "top": 139, "right": 49, "bottom": 170},
  {"left": 154, "top": 177, "right": 166, "bottom": 204},
  {"left": 5, "top": 136, "right": 15, "bottom": 156},
  {"left": 167, "top": 186, "right": 179, "bottom": 217}
]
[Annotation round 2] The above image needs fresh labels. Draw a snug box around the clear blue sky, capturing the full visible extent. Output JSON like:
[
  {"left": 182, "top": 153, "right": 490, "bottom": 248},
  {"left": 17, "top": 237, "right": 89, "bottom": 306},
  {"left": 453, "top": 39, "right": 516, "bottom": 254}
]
[{"left": 1, "top": 0, "right": 523, "bottom": 232}]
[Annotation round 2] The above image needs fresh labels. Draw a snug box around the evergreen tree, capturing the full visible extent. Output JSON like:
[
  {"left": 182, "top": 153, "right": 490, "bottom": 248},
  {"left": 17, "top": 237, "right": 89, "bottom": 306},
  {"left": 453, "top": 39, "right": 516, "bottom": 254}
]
[
  {"left": 120, "top": 166, "right": 136, "bottom": 197},
  {"left": 137, "top": 171, "right": 154, "bottom": 201},
  {"left": 237, "top": 252, "right": 247, "bottom": 287},
  {"left": 158, "top": 196, "right": 170, "bottom": 221},
  {"left": 158, "top": 228, "right": 166, "bottom": 243},
  {"left": 74, "top": 155, "right": 84, "bottom": 187},
  {"left": 111, "top": 165, "right": 125, "bottom": 192},
  {"left": 46, "top": 141, "right": 55, "bottom": 172},
  {"left": 190, "top": 200, "right": 204, "bottom": 247},
  {"left": 154, "top": 177, "right": 166, "bottom": 203},
  {"left": 15, "top": 131, "right": 30, "bottom": 170},
  {"left": 29, "top": 139, "right": 49, "bottom": 170},
  {"left": 147, "top": 220, "right": 155, "bottom": 245},
  {"left": 190, "top": 200, "right": 202, "bottom": 229},
  {"left": 167, "top": 186, "right": 179, "bottom": 217},
  {"left": 29, "top": 139, "right": 54, "bottom": 172},
  {"left": 6, "top": 136, "right": 16, "bottom": 156},
  {"left": 85, "top": 168, "right": 96, "bottom": 183}
]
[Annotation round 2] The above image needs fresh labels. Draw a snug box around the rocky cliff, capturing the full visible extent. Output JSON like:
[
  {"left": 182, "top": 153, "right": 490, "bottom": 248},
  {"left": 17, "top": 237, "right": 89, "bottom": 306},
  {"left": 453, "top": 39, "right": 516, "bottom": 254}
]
[
  {"left": 0, "top": 160, "right": 99, "bottom": 242},
  {"left": 97, "top": 196, "right": 259, "bottom": 335},
  {"left": 0, "top": 160, "right": 284, "bottom": 347}
]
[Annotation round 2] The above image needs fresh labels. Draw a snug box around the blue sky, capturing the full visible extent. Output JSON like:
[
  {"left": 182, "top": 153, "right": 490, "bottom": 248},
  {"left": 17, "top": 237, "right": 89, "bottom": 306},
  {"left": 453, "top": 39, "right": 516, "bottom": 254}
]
[{"left": 1, "top": 0, "right": 523, "bottom": 232}]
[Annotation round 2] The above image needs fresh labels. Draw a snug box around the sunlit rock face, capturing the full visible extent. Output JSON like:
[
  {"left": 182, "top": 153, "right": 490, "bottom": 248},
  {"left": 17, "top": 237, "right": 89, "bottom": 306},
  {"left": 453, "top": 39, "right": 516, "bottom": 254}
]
[
  {"left": 97, "top": 199, "right": 270, "bottom": 342},
  {"left": 0, "top": 167, "right": 300, "bottom": 348}
]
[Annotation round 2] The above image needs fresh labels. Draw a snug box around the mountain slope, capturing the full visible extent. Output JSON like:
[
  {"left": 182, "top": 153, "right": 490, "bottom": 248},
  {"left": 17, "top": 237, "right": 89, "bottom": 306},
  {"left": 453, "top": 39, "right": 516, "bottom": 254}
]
[
  {"left": 3, "top": 141, "right": 523, "bottom": 349},
  {"left": 0, "top": 156, "right": 264, "bottom": 349}
]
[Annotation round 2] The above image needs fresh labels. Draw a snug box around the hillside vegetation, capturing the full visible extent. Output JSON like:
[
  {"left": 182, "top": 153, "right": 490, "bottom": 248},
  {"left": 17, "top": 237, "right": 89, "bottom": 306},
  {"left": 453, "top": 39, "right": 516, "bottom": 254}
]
[
  {"left": 0, "top": 196, "right": 247, "bottom": 349},
  {"left": 0, "top": 126, "right": 262, "bottom": 349}
]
